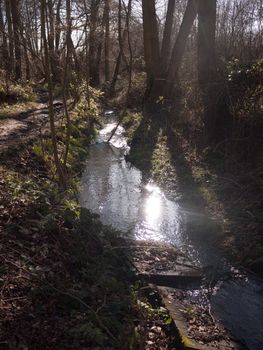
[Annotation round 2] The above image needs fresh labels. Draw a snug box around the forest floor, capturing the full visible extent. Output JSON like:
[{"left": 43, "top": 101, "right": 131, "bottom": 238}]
[
  {"left": 0, "top": 90, "right": 260, "bottom": 349},
  {"left": 0, "top": 91, "right": 63, "bottom": 151},
  {"left": 124, "top": 112, "right": 263, "bottom": 276},
  {"left": 0, "top": 94, "right": 188, "bottom": 349}
]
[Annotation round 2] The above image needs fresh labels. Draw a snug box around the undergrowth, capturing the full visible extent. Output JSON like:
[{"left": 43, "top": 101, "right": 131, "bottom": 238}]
[
  {"left": 0, "top": 86, "right": 141, "bottom": 349},
  {"left": 123, "top": 81, "right": 263, "bottom": 274},
  {"left": 0, "top": 72, "right": 36, "bottom": 105}
]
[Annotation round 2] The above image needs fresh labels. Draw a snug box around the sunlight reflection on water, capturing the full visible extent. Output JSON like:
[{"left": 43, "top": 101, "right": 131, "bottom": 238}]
[
  {"left": 144, "top": 183, "right": 162, "bottom": 225},
  {"left": 133, "top": 181, "right": 182, "bottom": 243},
  {"left": 80, "top": 118, "right": 263, "bottom": 350}
]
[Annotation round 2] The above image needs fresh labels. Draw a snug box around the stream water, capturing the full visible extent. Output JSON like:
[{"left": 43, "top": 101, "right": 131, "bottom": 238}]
[{"left": 80, "top": 115, "right": 263, "bottom": 350}]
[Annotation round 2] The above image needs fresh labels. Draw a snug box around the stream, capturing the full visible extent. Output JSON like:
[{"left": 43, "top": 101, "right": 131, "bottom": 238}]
[{"left": 80, "top": 115, "right": 263, "bottom": 350}]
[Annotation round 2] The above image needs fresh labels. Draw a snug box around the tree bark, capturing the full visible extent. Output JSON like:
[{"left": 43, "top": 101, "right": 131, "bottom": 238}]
[
  {"left": 198, "top": 0, "right": 232, "bottom": 143},
  {"left": 109, "top": 51, "right": 121, "bottom": 94},
  {"left": 20, "top": 25, "right": 31, "bottom": 81},
  {"left": 165, "top": 0, "right": 198, "bottom": 95},
  {"left": 63, "top": 0, "right": 72, "bottom": 166},
  {"left": 41, "top": 0, "right": 66, "bottom": 187},
  {"left": 123, "top": 0, "right": 133, "bottom": 100},
  {"left": 5, "top": 0, "right": 14, "bottom": 76},
  {"left": 198, "top": 0, "right": 217, "bottom": 141},
  {"left": 10, "top": 0, "right": 21, "bottom": 80},
  {"left": 48, "top": 0, "right": 59, "bottom": 82},
  {"left": 104, "top": 0, "right": 110, "bottom": 82},
  {"left": 89, "top": 0, "right": 101, "bottom": 86},
  {"left": 142, "top": 0, "right": 160, "bottom": 86},
  {"left": 198, "top": 0, "right": 216, "bottom": 86},
  {"left": 161, "top": 0, "right": 176, "bottom": 69},
  {"left": 0, "top": 0, "right": 8, "bottom": 72},
  {"left": 109, "top": 0, "right": 130, "bottom": 94},
  {"left": 55, "top": 0, "right": 62, "bottom": 51}
]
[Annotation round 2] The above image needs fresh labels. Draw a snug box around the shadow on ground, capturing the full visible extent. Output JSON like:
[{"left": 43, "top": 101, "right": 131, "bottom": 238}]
[{"left": 127, "top": 107, "right": 222, "bottom": 247}]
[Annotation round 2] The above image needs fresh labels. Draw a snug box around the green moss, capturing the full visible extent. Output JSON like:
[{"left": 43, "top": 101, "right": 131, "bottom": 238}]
[
  {"left": 182, "top": 335, "right": 194, "bottom": 347},
  {"left": 122, "top": 111, "right": 143, "bottom": 144}
]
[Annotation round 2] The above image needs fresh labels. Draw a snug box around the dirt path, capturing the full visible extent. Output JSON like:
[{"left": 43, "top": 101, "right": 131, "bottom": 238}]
[{"left": 0, "top": 100, "right": 63, "bottom": 152}]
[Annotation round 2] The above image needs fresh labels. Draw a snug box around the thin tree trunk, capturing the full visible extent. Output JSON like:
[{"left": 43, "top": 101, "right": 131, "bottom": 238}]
[
  {"left": 104, "top": 0, "right": 110, "bottom": 82},
  {"left": 95, "top": 41, "right": 102, "bottom": 85},
  {"left": 0, "top": 0, "right": 9, "bottom": 91},
  {"left": 83, "top": 0, "right": 91, "bottom": 108},
  {"left": 48, "top": 0, "right": 58, "bottom": 82},
  {"left": 41, "top": 0, "right": 66, "bottom": 187},
  {"left": 63, "top": 0, "right": 72, "bottom": 166},
  {"left": 161, "top": 0, "right": 176, "bottom": 69},
  {"left": 109, "top": 51, "right": 121, "bottom": 94},
  {"left": 33, "top": 0, "right": 39, "bottom": 53},
  {"left": 107, "top": 0, "right": 132, "bottom": 142},
  {"left": 0, "top": 1, "right": 8, "bottom": 70},
  {"left": 55, "top": 0, "right": 62, "bottom": 51},
  {"left": 109, "top": 0, "right": 130, "bottom": 95},
  {"left": 20, "top": 22, "right": 30, "bottom": 81},
  {"left": 5, "top": 0, "right": 14, "bottom": 76},
  {"left": 122, "top": 0, "right": 133, "bottom": 100},
  {"left": 10, "top": 0, "right": 21, "bottom": 80},
  {"left": 89, "top": 0, "right": 101, "bottom": 86},
  {"left": 165, "top": 0, "right": 198, "bottom": 96}
]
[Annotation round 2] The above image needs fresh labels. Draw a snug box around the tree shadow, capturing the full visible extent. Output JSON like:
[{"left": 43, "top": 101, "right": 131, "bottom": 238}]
[
  {"left": 126, "top": 109, "right": 165, "bottom": 176},
  {"left": 166, "top": 127, "right": 223, "bottom": 246},
  {"left": 126, "top": 93, "right": 223, "bottom": 247}
]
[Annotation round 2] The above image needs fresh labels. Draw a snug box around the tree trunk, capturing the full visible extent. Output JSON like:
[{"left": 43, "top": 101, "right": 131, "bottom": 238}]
[
  {"left": 109, "top": 51, "right": 121, "bottom": 94},
  {"left": 104, "top": 0, "right": 110, "bottom": 82},
  {"left": 48, "top": 0, "right": 59, "bottom": 82},
  {"left": 198, "top": 0, "right": 217, "bottom": 141},
  {"left": 142, "top": 0, "right": 160, "bottom": 85},
  {"left": 95, "top": 41, "right": 102, "bottom": 85},
  {"left": 55, "top": 0, "right": 62, "bottom": 51},
  {"left": 0, "top": 1, "right": 8, "bottom": 71},
  {"left": 161, "top": 0, "right": 176, "bottom": 69},
  {"left": 5, "top": 0, "right": 14, "bottom": 76},
  {"left": 165, "top": 0, "right": 198, "bottom": 96},
  {"left": 41, "top": 0, "right": 66, "bottom": 187},
  {"left": 123, "top": 0, "right": 133, "bottom": 102},
  {"left": 198, "top": 0, "right": 232, "bottom": 143},
  {"left": 89, "top": 0, "right": 101, "bottom": 86},
  {"left": 109, "top": 0, "right": 130, "bottom": 95},
  {"left": 22, "top": 31, "right": 30, "bottom": 81},
  {"left": 198, "top": 0, "right": 216, "bottom": 87},
  {"left": 19, "top": 17, "right": 31, "bottom": 81},
  {"left": 142, "top": 0, "right": 160, "bottom": 106},
  {"left": 63, "top": 0, "right": 72, "bottom": 166},
  {"left": 10, "top": 0, "right": 21, "bottom": 80}
]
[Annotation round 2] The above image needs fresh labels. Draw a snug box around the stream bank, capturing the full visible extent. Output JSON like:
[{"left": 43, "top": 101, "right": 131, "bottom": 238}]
[
  {"left": 124, "top": 111, "right": 263, "bottom": 274},
  {"left": 0, "top": 96, "right": 145, "bottom": 349},
  {"left": 81, "top": 112, "right": 263, "bottom": 350}
]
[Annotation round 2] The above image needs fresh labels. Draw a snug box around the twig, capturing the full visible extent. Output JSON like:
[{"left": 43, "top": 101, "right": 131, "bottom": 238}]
[
  {"left": 1, "top": 296, "right": 27, "bottom": 302},
  {"left": 107, "top": 118, "right": 122, "bottom": 143},
  {"left": 217, "top": 175, "right": 243, "bottom": 189},
  {"left": 95, "top": 294, "right": 107, "bottom": 314}
]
